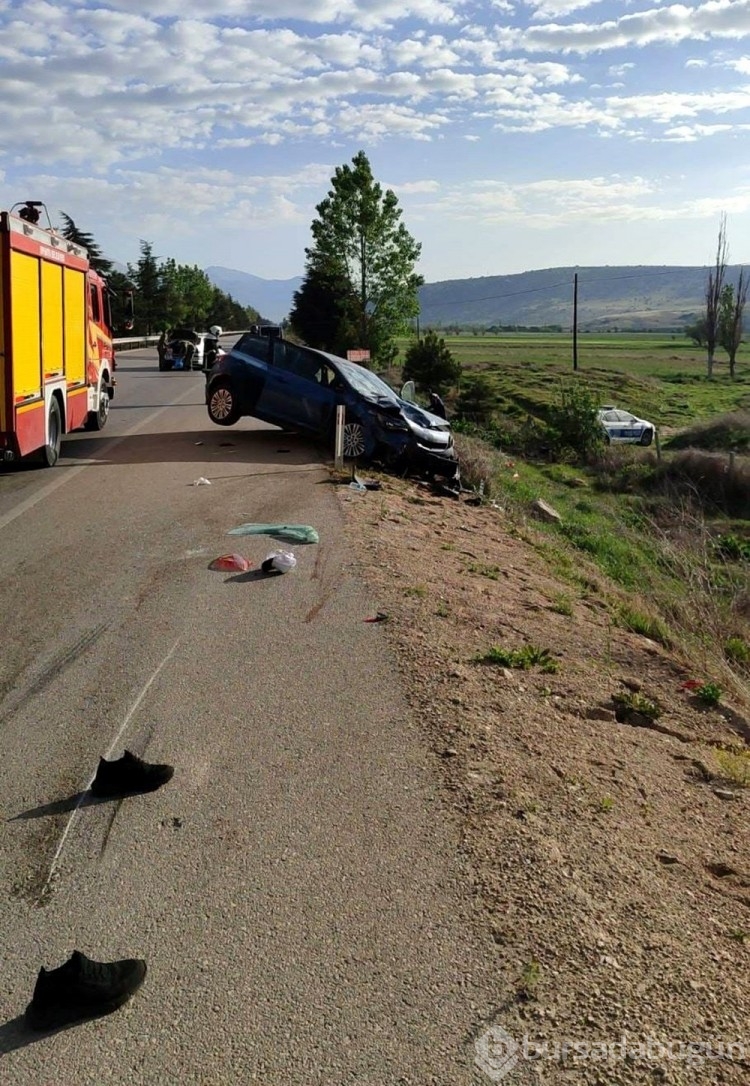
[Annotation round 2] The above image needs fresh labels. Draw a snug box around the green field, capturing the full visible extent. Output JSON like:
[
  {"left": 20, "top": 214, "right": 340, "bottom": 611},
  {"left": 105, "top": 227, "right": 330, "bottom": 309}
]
[{"left": 395, "top": 331, "right": 750, "bottom": 429}]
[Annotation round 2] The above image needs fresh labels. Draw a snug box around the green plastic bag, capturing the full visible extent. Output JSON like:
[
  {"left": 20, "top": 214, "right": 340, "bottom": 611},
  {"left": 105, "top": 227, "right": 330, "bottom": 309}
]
[{"left": 227, "top": 523, "right": 319, "bottom": 544}]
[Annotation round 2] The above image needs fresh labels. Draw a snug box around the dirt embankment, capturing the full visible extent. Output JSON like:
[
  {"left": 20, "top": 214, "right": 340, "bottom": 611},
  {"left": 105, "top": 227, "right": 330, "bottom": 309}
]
[{"left": 339, "top": 475, "right": 749, "bottom": 1086}]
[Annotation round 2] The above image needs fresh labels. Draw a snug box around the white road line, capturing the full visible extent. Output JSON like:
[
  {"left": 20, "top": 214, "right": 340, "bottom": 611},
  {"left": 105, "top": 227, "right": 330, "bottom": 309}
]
[
  {"left": 0, "top": 383, "right": 200, "bottom": 533},
  {"left": 39, "top": 637, "right": 181, "bottom": 899}
]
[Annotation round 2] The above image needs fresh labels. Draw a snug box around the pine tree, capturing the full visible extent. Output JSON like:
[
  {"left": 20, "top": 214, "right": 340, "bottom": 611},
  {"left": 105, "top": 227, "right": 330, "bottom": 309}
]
[{"left": 58, "top": 212, "right": 113, "bottom": 277}]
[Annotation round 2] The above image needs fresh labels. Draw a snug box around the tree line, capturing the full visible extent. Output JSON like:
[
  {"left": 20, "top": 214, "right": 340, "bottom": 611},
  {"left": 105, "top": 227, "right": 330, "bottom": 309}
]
[{"left": 58, "top": 214, "right": 261, "bottom": 336}]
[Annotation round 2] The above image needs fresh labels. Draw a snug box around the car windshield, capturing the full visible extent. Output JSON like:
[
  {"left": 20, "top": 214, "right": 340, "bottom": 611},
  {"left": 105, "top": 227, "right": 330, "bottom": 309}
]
[{"left": 331, "top": 359, "right": 399, "bottom": 402}]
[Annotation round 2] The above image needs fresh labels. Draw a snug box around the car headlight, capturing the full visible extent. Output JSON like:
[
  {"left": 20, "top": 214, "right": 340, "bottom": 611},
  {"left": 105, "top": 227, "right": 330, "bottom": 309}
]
[{"left": 376, "top": 412, "right": 409, "bottom": 432}]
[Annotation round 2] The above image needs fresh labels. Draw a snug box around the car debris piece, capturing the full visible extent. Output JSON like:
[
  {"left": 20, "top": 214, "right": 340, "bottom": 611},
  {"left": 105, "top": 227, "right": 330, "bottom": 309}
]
[
  {"left": 228, "top": 523, "right": 319, "bottom": 544},
  {"left": 192, "top": 477, "right": 211, "bottom": 486},
  {"left": 364, "top": 612, "right": 389, "bottom": 623},
  {"left": 261, "top": 551, "right": 297, "bottom": 574},
  {"left": 353, "top": 472, "right": 382, "bottom": 491},
  {"left": 209, "top": 554, "right": 251, "bottom": 572}
]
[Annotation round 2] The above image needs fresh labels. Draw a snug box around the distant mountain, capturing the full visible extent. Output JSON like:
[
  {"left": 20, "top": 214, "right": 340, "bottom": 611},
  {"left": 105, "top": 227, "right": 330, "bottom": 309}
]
[
  {"left": 205, "top": 266, "right": 302, "bottom": 323},
  {"left": 417, "top": 265, "right": 738, "bottom": 331},
  {"left": 204, "top": 262, "right": 741, "bottom": 331}
]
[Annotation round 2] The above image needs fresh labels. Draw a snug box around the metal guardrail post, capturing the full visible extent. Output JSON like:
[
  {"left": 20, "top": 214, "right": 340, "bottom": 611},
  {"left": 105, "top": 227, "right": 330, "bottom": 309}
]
[{"left": 334, "top": 405, "right": 345, "bottom": 471}]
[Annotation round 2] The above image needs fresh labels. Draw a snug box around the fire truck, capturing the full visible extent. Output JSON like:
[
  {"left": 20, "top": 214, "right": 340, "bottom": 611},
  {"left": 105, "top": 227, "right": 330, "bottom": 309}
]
[{"left": 0, "top": 200, "right": 130, "bottom": 466}]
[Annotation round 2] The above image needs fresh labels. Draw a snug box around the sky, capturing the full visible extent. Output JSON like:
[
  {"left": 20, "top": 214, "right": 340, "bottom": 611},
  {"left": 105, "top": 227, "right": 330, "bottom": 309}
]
[{"left": 2, "top": 1, "right": 750, "bottom": 284}]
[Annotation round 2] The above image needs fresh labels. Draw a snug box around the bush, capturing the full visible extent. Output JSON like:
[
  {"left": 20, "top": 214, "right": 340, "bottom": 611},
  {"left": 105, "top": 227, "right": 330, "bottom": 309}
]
[
  {"left": 653, "top": 450, "right": 750, "bottom": 519},
  {"left": 402, "top": 331, "right": 462, "bottom": 394},
  {"left": 452, "top": 414, "right": 550, "bottom": 459},
  {"left": 546, "top": 381, "right": 605, "bottom": 461},
  {"left": 455, "top": 373, "right": 496, "bottom": 426},
  {"left": 453, "top": 432, "right": 506, "bottom": 497},
  {"left": 666, "top": 411, "right": 750, "bottom": 453}
]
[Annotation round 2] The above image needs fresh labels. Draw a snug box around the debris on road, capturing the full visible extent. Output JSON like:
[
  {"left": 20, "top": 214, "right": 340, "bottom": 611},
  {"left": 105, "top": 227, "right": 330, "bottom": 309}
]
[
  {"left": 228, "top": 523, "right": 319, "bottom": 544},
  {"left": 261, "top": 551, "right": 297, "bottom": 575},
  {"left": 25, "top": 950, "right": 147, "bottom": 1032},
  {"left": 353, "top": 472, "right": 382, "bottom": 491},
  {"left": 210, "top": 554, "right": 252, "bottom": 573},
  {"left": 91, "top": 750, "right": 175, "bottom": 798},
  {"left": 192, "top": 477, "right": 211, "bottom": 486},
  {"left": 364, "top": 612, "right": 389, "bottom": 623}
]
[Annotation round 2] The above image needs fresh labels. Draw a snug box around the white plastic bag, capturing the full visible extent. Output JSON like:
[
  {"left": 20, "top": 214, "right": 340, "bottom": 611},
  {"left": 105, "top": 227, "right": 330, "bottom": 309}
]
[{"left": 261, "top": 550, "right": 297, "bottom": 574}]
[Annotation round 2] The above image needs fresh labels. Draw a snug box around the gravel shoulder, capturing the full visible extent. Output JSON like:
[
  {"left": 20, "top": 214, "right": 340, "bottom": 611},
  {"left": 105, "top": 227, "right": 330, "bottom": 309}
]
[{"left": 338, "top": 472, "right": 750, "bottom": 1086}]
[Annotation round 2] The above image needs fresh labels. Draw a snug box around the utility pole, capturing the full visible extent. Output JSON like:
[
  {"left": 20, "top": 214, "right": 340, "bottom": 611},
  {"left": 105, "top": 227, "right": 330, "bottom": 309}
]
[{"left": 572, "top": 272, "right": 578, "bottom": 371}]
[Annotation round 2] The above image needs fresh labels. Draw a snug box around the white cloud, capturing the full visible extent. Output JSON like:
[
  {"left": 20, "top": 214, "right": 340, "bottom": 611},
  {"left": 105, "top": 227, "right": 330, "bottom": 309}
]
[
  {"left": 489, "top": 1, "right": 750, "bottom": 56},
  {"left": 102, "top": 0, "right": 467, "bottom": 30},
  {"left": 525, "top": 0, "right": 605, "bottom": 19},
  {"left": 389, "top": 178, "right": 442, "bottom": 192},
  {"left": 662, "top": 120, "right": 744, "bottom": 139}
]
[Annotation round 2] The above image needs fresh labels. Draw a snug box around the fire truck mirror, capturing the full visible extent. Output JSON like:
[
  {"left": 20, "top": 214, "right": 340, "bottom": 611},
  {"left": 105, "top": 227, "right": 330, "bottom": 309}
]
[{"left": 124, "top": 290, "right": 135, "bottom": 329}]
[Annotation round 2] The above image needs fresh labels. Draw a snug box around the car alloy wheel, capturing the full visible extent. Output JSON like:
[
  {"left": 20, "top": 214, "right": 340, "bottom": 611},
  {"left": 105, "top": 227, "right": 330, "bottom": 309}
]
[
  {"left": 207, "top": 380, "right": 240, "bottom": 426},
  {"left": 343, "top": 422, "right": 366, "bottom": 458}
]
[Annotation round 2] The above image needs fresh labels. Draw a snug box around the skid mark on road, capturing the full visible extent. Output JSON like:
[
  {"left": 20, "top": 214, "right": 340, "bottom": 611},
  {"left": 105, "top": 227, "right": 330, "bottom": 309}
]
[
  {"left": 37, "top": 637, "right": 181, "bottom": 903},
  {"left": 305, "top": 545, "right": 340, "bottom": 623},
  {"left": 0, "top": 621, "right": 112, "bottom": 725}
]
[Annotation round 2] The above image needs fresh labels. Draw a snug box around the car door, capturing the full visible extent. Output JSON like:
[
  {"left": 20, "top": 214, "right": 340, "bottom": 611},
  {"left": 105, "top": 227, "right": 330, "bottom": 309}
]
[
  {"left": 256, "top": 341, "right": 336, "bottom": 433},
  {"left": 612, "top": 410, "right": 641, "bottom": 442},
  {"left": 225, "top": 333, "right": 272, "bottom": 416}
]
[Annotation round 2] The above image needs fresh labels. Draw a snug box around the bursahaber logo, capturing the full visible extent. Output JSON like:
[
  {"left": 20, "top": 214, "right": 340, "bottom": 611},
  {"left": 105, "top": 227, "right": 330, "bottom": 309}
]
[{"left": 475, "top": 1025, "right": 520, "bottom": 1081}]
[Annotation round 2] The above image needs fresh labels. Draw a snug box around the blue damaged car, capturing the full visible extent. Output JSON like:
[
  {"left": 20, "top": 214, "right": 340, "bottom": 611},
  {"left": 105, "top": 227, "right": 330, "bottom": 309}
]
[{"left": 205, "top": 329, "right": 459, "bottom": 479}]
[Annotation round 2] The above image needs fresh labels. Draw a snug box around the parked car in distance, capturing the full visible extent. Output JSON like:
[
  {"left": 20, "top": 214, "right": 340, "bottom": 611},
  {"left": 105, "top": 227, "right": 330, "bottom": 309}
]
[
  {"left": 598, "top": 405, "right": 655, "bottom": 446},
  {"left": 205, "top": 329, "right": 459, "bottom": 479},
  {"left": 160, "top": 327, "right": 223, "bottom": 372}
]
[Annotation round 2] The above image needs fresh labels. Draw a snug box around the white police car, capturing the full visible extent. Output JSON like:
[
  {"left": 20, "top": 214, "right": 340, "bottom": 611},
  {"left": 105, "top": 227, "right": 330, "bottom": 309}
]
[{"left": 598, "top": 406, "right": 655, "bottom": 446}]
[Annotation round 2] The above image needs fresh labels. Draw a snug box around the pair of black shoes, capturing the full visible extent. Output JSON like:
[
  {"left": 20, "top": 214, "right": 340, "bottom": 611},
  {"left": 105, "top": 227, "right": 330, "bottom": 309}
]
[{"left": 25, "top": 751, "right": 174, "bottom": 1031}]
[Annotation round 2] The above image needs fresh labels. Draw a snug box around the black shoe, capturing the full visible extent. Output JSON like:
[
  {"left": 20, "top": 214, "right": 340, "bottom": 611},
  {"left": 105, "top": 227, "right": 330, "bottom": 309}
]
[
  {"left": 90, "top": 750, "right": 174, "bottom": 798},
  {"left": 25, "top": 950, "right": 147, "bottom": 1031}
]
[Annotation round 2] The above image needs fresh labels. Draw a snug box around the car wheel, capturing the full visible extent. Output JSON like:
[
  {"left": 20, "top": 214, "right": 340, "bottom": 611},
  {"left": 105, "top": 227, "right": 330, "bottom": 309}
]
[
  {"left": 639, "top": 429, "right": 653, "bottom": 447},
  {"left": 208, "top": 380, "right": 240, "bottom": 426},
  {"left": 39, "top": 398, "right": 62, "bottom": 467},
  {"left": 343, "top": 422, "right": 366, "bottom": 458},
  {"left": 85, "top": 379, "right": 110, "bottom": 431}
]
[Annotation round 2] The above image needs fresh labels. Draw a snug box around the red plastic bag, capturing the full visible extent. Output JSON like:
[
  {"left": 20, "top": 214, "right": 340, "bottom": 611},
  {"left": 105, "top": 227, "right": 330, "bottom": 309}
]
[{"left": 209, "top": 553, "right": 251, "bottom": 573}]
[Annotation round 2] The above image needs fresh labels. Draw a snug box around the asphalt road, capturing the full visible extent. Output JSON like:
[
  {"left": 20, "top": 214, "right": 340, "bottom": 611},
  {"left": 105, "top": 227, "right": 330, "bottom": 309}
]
[{"left": 0, "top": 350, "right": 496, "bottom": 1085}]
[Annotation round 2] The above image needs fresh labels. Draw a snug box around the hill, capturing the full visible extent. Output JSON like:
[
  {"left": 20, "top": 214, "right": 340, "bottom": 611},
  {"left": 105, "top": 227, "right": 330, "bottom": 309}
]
[
  {"left": 417, "top": 265, "right": 741, "bottom": 331},
  {"left": 204, "top": 263, "right": 746, "bottom": 331},
  {"left": 205, "top": 266, "right": 302, "bottom": 323}
]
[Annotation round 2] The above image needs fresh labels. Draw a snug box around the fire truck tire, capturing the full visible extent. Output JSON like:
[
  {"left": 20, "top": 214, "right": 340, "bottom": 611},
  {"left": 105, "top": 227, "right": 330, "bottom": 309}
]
[
  {"left": 40, "top": 398, "right": 62, "bottom": 467},
  {"left": 85, "top": 380, "right": 110, "bottom": 431}
]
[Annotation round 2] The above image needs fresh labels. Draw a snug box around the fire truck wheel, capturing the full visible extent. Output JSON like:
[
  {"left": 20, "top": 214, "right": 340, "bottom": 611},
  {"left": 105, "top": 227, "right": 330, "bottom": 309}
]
[
  {"left": 40, "top": 398, "right": 62, "bottom": 467},
  {"left": 85, "top": 380, "right": 110, "bottom": 431}
]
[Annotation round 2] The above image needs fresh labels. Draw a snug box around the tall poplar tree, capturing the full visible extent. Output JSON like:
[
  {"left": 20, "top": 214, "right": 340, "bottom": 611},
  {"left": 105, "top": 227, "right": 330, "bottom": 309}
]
[{"left": 291, "top": 151, "right": 423, "bottom": 366}]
